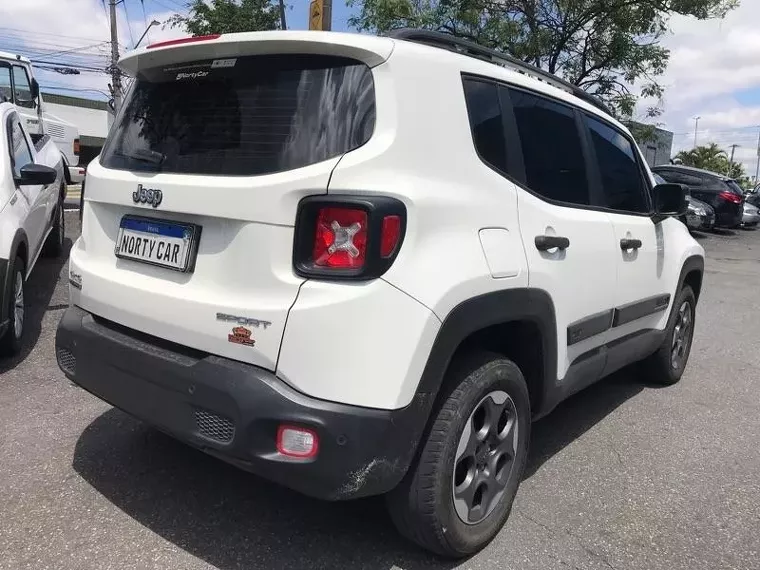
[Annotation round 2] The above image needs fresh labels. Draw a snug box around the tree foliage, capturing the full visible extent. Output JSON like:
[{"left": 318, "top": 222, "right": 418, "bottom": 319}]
[
  {"left": 674, "top": 143, "right": 746, "bottom": 181},
  {"left": 348, "top": 0, "right": 737, "bottom": 119},
  {"left": 168, "top": 0, "right": 280, "bottom": 35}
]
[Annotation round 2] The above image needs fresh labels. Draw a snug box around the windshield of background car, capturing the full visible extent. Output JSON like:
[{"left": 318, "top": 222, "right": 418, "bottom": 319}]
[{"left": 100, "top": 54, "right": 376, "bottom": 176}]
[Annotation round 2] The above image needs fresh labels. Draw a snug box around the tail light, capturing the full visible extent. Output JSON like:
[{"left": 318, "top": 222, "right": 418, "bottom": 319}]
[
  {"left": 719, "top": 191, "right": 742, "bottom": 204},
  {"left": 294, "top": 196, "right": 406, "bottom": 279},
  {"left": 73, "top": 138, "right": 80, "bottom": 156}
]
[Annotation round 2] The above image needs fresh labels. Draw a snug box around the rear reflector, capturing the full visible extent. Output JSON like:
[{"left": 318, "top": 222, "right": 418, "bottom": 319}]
[
  {"left": 73, "top": 138, "right": 80, "bottom": 156},
  {"left": 313, "top": 207, "right": 368, "bottom": 268},
  {"left": 147, "top": 34, "right": 221, "bottom": 49},
  {"left": 380, "top": 215, "right": 401, "bottom": 257},
  {"left": 277, "top": 425, "right": 319, "bottom": 458}
]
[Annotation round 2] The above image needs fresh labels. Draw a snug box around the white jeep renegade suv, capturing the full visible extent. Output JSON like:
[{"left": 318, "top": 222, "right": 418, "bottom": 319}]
[{"left": 56, "top": 29, "right": 704, "bottom": 557}]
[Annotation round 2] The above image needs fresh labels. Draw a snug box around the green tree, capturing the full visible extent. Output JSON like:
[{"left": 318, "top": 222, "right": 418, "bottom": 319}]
[
  {"left": 348, "top": 0, "right": 737, "bottom": 119},
  {"left": 674, "top": 143, "right": 747, "bottom": 180},
  {"left": 168, "top": 0, "right": 280, "bottom": 35}
]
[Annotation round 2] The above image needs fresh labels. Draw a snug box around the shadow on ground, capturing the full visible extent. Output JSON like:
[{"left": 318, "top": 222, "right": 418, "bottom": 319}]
[
  {"left": 73, "top": 367, "right": 655, "bottom": 570},
  {"left": 0, "top": 238, "right": 72, "bottom": 373}
]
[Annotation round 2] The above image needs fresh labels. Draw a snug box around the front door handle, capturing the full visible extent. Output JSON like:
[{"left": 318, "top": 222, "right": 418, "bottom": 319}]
[
  {"left": 620, "top": 238, "right": 642, "bottom": 250},
  {"left": 535, "top": 235, "right": 570, "bottom": 251}
]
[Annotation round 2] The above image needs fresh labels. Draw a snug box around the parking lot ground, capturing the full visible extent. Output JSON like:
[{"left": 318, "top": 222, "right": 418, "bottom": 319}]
[{"left": 1, "top": 215, "right": 758, "bottom": 570}]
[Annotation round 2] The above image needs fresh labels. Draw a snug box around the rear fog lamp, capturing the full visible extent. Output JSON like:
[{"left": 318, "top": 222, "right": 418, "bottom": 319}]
[{"left": 277, "top": 425, "right": 319, "bottom": 458}]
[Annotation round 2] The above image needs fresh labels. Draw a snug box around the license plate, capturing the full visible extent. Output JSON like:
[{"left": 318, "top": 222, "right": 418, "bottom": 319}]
[{"left": 115, "top": 216, "right": 201, "bottom": 272}]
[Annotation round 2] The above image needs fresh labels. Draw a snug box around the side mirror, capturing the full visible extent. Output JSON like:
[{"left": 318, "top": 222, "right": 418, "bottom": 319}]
[
  {"left": 30, "top": 77, "right": 40, "bottom": 100},
  {"left": 652, "top": 183, "right": 688, "bottom": 219},
  {"left": 15, "top": 163, "right": 57, "bottom": 186}
]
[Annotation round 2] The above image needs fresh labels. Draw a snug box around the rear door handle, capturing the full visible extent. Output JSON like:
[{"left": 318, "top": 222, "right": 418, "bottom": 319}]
[
  {"left": 535, "top": 235, "right": 570, "bottom": 251},
  {"left": 620, "top": 238, "right": 642, "bottom": 250}
]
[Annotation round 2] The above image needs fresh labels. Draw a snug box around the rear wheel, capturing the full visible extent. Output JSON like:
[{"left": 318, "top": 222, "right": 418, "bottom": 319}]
[
  {"left": 642, "top": 285, "right": 696, "bottom": 385},
  {"left": 0, "top": 257, "right": 26, "bottom": 356},
  {"left": 386, "top": 352, "right": 530, "bottom": 557},
  {"left": 43, "top": 190, "right": 65, "bottom": 258}
]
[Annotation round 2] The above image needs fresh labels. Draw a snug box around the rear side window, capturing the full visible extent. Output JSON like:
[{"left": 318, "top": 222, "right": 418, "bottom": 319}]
[
  {"left": 508, "top": 88, "right": 590, "bottom": 205},
  {"left": 101, "top": 55, "right": 375, "bottom": 175},
  {"left": 585, "top": 115, "right": 649, "bottom": 213},
  {"left": 462, "top": 79, "right": 508, "bottom": 173}
]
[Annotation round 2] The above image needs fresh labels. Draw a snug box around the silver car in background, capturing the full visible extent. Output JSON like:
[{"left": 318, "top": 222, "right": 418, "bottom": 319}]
[{"left": 742, "top": 202, "right": 760, "bottom": 228}]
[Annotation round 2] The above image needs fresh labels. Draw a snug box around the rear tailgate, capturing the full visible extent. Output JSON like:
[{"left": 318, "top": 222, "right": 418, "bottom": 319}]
[{"left": 73, "top": 32, "right": 390, "bottom": 371}]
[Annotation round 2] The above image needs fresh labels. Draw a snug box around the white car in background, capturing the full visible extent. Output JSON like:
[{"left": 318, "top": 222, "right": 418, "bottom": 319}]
[
  {"left": 65, "top": 157, "right": 85, "bottom": 184},
  {"left": 0, "top": 102, "right": 65, "bottom": 355}
]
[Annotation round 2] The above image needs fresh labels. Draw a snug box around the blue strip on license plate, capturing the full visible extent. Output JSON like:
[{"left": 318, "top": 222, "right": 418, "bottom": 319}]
[{"left": 120, "top": 217, "right": 189, "bottom": 239}]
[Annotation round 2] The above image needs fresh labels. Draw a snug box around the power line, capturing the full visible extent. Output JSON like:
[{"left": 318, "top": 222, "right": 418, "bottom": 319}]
[
  {"left": 122, "top": 1, "right": 136, "bottom": 46},
  {"left": 30, "top": 59, "right": 107, "bottom": 72},
  {"left": 671, "top": 125, "right": 760, "bottom": 136},
  {"left": 0, "top": 26, "right": 111, "bottom": 43},
  {"left": 151, "top": 0, "right": 187, "bottom": 14},
  {"left": 40, "top": 85, "right": 111, "bottom": 98},
  {"left": 30, "top": 42, "right": 111, "bottom": 59},
  {"left": 160, "top": 0, "right": 189, "bottom": 10}
]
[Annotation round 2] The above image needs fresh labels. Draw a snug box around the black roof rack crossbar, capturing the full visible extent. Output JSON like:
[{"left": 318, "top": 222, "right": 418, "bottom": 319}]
[{"left": 387, "top": 28, "right": 613, "bottom": 116}]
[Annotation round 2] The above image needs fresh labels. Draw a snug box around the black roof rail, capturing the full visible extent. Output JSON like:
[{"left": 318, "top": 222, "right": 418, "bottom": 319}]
[{"left": 387, "top": 28, "right": 613, "bottom": 117}]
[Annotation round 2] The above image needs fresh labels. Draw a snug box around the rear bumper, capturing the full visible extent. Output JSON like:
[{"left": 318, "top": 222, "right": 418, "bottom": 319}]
[
  {"left": 714, "top": 204, "right": 743, "bottom": 227},
  {"left": 56, "top": 305, "right": 421, "bottom": 500}
]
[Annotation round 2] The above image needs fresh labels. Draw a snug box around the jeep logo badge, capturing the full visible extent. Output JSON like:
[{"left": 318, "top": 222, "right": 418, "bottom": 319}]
[{"left": 133, "top": 184, "right": 163, "bottom": 208}]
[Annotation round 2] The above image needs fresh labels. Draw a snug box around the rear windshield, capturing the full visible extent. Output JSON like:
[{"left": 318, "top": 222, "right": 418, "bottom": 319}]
[
  {"left": 100, "top": 54, "right": 375, "bottom": 176},
  {"left": 724, "top": 180, "right": 744, "bottom": 195}
]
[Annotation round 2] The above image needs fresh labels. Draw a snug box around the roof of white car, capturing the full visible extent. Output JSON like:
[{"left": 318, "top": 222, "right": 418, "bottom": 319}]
[
  {"left": 119, "top": 30, "right": 623, "bottom": 131},
  {"left": 0, "top": 50, "right": 31, "bottom": 64}
]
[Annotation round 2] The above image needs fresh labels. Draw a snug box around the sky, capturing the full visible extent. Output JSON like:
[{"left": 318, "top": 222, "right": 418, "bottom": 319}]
[{"left": 2, "top": 0, "right": 760, "bottom": 175}]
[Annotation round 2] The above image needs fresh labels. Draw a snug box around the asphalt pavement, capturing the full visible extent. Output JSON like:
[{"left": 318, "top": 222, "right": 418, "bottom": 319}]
[{"left": 0, "top": 214, "right": 758, "bottom": 569}]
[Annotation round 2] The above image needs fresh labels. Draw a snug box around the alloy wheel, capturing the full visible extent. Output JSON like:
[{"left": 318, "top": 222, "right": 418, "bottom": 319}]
[
  {"left": 452, "top": 390, "right": 518, "bottom": 524},
  {"left": 671, "top": 300, "right": 692, "bottom": 370},
  {"left": 58, "top": 204, "right": 65, "bottom": 247},
  {"left": 13, "top": 272, "right": 24, "bottom": 339}
]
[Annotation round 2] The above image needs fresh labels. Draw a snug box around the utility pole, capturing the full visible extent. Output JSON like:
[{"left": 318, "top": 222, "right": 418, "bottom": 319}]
[
  {"left": 278, "top": 0, "right": 287, "bottom": 30},
  {"left": 729, "top": 144, "right": 740, "bottom": 176},
  {"left": 755, "top": 130, "right": 760, "bottom": 185},
  {"left": 693, "top": 116, "right": 700, "bottom": 148},
  {"left": 109, "top": 0, "right": 122, "bottom": 112},
  {"left": 309, "top": 0, "right": 332, "bottom": 31}
]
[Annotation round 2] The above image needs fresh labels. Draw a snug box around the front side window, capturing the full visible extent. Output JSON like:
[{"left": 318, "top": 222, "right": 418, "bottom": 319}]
[
  {"left": 585, "top": 115, "right": 649, "bottom": 213},
  {"left": 11, "top": 66, "right": 34, "bottom": 109},
  {"left": 101, "top": 54, "right": 375, "bottom": 175},
  {"left": 508, "top": 88, "right": 590, "bottom": 206},
  {"left": 9, "top": 118, "right": 33, "bottom": 178},
  {"left": 462, "top": 78, "right": 508, "bottom": 173}
]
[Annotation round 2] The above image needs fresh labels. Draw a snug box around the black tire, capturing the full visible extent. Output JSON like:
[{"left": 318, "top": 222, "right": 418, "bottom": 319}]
[
  {"left": 641, "top": 285, "right": 696, "bottom": 385},
  {"left": 386, "top": 352, "right": 531, "bottom": 558},
  {"left": 0, "top": 256, "right": 26, "bottom": 357},
  {"left": 43, "top": 191, "right": 65, "bottom": 258}
]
